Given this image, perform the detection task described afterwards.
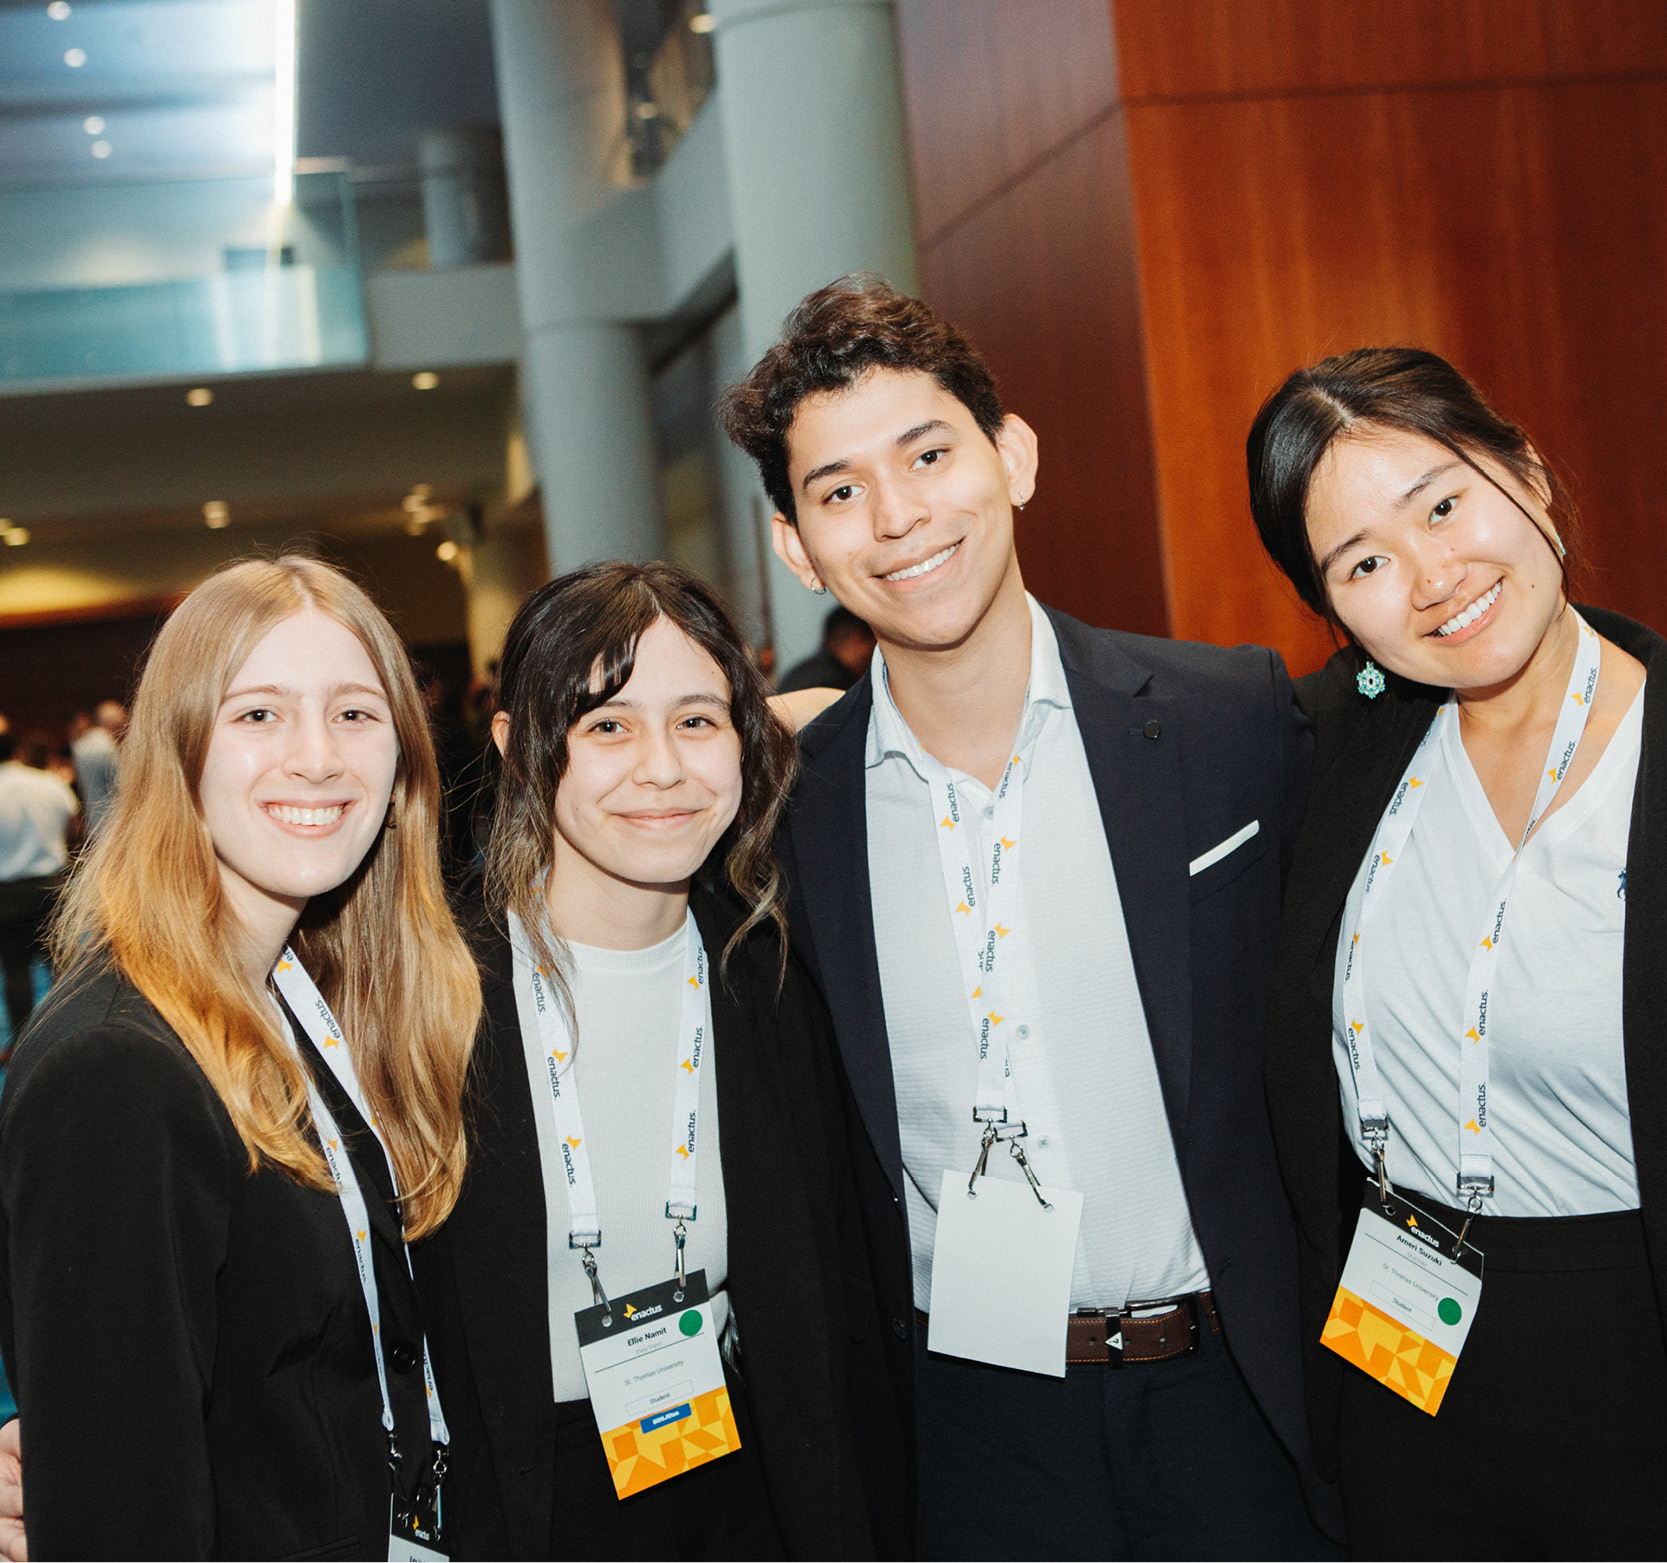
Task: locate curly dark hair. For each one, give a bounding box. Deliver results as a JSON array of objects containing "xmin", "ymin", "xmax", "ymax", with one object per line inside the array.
[
  {"xmin": 1246, "ymin": 346, "xmax": 1582, "ymax": 620},
  {"xmin": 719, "ymin": 274, "xmax": 1006, "ymax": 524},
  {"xmin": 484, "ymin": 561, "xmax": 798, "ymax": 982}
]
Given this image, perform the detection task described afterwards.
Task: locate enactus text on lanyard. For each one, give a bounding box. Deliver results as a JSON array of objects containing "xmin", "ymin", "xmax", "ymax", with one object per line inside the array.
[
  {"xmin": 508, "ymin": 907, "xmax": 709, "ymax": 1314},
  {"xmin": 269, "ymin": 956, "xmax": 452, "ymax": 1485},
  {"xmin": 919, "ymin": 733, "xmax": 1051, "ymax": 1207},
  {"xmin": 1341, "ymin": 612, "xmax": 1602, "ymax": 1227}
]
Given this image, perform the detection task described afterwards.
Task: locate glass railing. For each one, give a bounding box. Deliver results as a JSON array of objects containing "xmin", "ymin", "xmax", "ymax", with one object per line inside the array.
[{"xmin": 0, "ymin": 168, "xmax": 367, "ymax": 389}]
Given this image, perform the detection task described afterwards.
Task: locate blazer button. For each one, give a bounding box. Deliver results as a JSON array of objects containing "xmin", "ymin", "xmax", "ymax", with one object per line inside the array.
[
  {"xmin": 390, "ymin": 1343, "xmax": 419, "ymax": 1373},
  {"xmin": 1143, "ymin": 719, "xmax": 1161, "ymax": 739},
  {"xmin": 891, "ymin": 1315, "xmax": 909, "ymax": 1339}
]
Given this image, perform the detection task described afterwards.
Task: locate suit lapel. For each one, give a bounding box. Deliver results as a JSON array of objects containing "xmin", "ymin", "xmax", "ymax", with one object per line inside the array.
[
  {"xmin": 1057, "ymin": 634, "xmax": 1194, "ymax": 1142},
  {"xmin": 445, "ymin": 929, "xmax": 556, "ymax": 1559},
  {"xmin": 790, "ymin": 684, "xmax": 906, "ymax": 1197}
]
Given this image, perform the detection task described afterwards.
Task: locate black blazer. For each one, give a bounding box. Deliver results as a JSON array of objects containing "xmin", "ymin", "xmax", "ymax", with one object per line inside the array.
[
  {"xmin": 0, "ymin": 965, "xmax": 434, "ymax": 1560},
  {"xmin": 412, "ymin": 882, "xmax": 873, "ymax": 1560},
  {"xmin": 1265, "ymin": 605, "xmax": 1667, "ymax": 1478},
  {"xmin": 779, "ymin": 604, "xmax": 1337, "ymax": 1544}
]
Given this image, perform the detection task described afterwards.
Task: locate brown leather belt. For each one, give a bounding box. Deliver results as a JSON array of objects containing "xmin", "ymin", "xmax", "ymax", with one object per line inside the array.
[{"xmin": 915, "ymin": 1290, "xmax": 1220, "ymax": 1368}]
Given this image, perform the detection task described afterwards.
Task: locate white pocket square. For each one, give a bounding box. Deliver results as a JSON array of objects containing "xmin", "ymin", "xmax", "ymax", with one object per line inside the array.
[{"xmin": 1189, "ymin": 819, "xmax": 1259, "ymax": 876}]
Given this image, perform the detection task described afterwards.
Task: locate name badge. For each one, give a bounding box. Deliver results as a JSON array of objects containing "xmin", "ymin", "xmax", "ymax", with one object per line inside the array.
[
  {"xmin": 928, "ymin": 1170, "xmax": 1083, "ymax": 1376},
  {"xmin": 575, "ymin": 1270, "xmax": 739, "ymax": 1498},
  {"xmin": 1323, "ymin": 1188, "xmax": 1484, "ymax": 1416},
  {"xmin": 388, "ymin": 1493, "xmax": 446, "ymax": 1562}
]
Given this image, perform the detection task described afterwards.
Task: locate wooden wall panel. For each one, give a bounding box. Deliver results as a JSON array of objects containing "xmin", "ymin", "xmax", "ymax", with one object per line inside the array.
[
  {"xmin": 895, "ymin": 0, "xmax": 1119, "ymax": 243},
  {"xmin": 1114, "ymin": 0, "xmax": 1667, "ymax": 101},
  {"xmin": 896, "ymin": 0, "xmax": 1167, "ymax": 635},
  {"xmin": 1123, "ymin": 73, "xmax": 1667, "ymax": 668},
  {"xmin": 917, "ymin": 111, "xmax": 1167, "ymax": 636}
]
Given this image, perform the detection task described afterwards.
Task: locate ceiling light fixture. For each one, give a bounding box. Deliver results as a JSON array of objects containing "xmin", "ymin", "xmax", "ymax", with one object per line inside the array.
[
  {"xmin": 273, "ymin": 0, "xmax": 297, "ymax": 205},
  {"xmin": 186, "ymin": 387, "xmax": 214, "ymax": 407},
  {"xmin": 203, "ymin": 500, "xmax": 230, "ymax": 529},
  {"xmin": 47, "ymin": 1, "xmax": 70, "ymax": 18},
  {"xmin": 689, "ymin": 12, "xmax": 716, "ymax": 34},
  {"xmin": 436, "ymin": 540, "xmax": 459, "ymax": 562},
  {"xmin": 83, "ymin": 115, "xmax": 104, "ymax": 135},
  {"xmin": 63, "ymin": 46, "xmax": 86, "ymax": 67},
  {"xmin": 412, "ymin": 371, "xmax": 439, "ymax": 391},
  {"xmin": 90, "ymin": 139, "xmax": 111, "ymax": 159},
  {"xmin": 2, "ymin": 527, "xmax": 29, "ymax": 547}
]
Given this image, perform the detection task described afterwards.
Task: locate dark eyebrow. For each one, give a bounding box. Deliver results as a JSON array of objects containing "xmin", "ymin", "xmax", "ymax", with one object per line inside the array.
[
  {"xmin": 587, "ymin": 693, "xmax": 729, "ymax": 713},
  {"xmin": 799, "ymin": 419, "xmax": 956, "ymax": 494},
  {"xmin": 800, "ymin": 457, "xmax": 851, "ymax": 493},
  {"xmin": 896, "ymin": 419, "xmax": 951, "ymax": 448},
  {"xmin": 1394, "ymin": 460, "xmax": 1464, "ymax": 511},
  {"xmin": 1316, "ymin": 530, "xmax": 1370, "ymax": 580}
]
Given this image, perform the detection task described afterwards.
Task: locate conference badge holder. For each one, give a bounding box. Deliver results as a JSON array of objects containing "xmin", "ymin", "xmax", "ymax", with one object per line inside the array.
[
  {"xmin": 928, "ymin": 1117, "xmax": 1084, "ymax": 1378},
  {"xmin": 1322, "ymin": 1183, "xmax": 1483, "ymax": 1417},
  {"xmin": 389, "ymin": 1477, "xmax": 446, "ymax": 1562},
  {"xmin": 575, "ymin": 1268, "xmax": 740, "ymax": 1500}
]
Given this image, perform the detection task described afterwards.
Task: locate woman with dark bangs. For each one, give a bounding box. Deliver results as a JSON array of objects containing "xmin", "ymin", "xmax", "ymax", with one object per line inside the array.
[{"xmin": 414, "ymin": 561, "xmax": 871, "ymax": 1560}]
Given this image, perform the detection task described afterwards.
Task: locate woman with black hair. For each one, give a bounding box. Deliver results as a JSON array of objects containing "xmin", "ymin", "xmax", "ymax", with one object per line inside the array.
[
  {"xmin": 1246, "ymin": 349, "xmax": 1666, "ymax": 1557},
  {"xmin": 415, "ymin": 561, "xmax": 871, "ymax": 1560}
]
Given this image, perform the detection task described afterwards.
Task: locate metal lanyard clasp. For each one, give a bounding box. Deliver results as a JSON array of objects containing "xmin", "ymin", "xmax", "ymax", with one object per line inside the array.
[{"xmin": 967, "ymin": 1113, "xmax": 1051, "ymax": 1209}]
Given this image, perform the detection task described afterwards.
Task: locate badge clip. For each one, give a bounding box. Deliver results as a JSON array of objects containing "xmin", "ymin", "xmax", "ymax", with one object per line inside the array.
[
  {"xmin": 1454, "ymin": 1174, "xmax": 1493, "ymax": 1254},
  {"xmin": 574, "ymin": 1237, "xmax": 611, "ymax": 1321}
]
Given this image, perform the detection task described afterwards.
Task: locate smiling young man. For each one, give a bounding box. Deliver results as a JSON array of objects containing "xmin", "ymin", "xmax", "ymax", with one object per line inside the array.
[{"xmin": 722, "ymin": 278, "xmax": 1340, "ymax": 1560}]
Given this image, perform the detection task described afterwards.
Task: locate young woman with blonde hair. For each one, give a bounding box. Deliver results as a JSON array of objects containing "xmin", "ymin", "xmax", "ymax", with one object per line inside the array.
[{"xmin": 0, "ymin": 556, "xmax": 480, "ymax": 1558}]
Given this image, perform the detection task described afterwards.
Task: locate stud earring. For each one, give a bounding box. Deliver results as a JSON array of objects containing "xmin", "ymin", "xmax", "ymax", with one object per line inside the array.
[{"xmin": 1356, "ymin": 660, "xmax": 1386, "ymax": 700}]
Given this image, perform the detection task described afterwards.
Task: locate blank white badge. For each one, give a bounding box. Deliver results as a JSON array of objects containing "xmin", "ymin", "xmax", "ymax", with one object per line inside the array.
[{"xmin": 928, "ymin": 1169, "xmax": 1083, "ymax": 1377}]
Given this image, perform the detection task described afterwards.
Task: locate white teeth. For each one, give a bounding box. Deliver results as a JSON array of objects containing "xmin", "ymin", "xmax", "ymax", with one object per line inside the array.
[
  {"xmin": 1435, "ymin": 581, "xmax": 1502, "ymax": 637},
  {"xmin": 884, "ymin": 543, "xmax": 958, "ymax": 582},
  {"xmin": 269, "ymin": 804, "xmax": 344, "ymax": 827}
]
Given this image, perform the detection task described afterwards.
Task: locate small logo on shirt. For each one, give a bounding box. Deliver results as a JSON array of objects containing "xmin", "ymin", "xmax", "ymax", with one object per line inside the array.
[{"xmin": 1618, "ymin": 869, "xmax": 1627, "ymax": 900}]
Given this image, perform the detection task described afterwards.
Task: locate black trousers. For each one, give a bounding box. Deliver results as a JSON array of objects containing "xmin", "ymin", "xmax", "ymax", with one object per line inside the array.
[
  {"xmin": 0, "ymin": 875, "xmax": 58, "ymax": 1041},
  {"xmin": 914, "ymin": 1311, "xmax": 1336, "ymax": 1560},
  {"xmin": 547, "ymin": 1365, "xmax": 782, "ymax": 1560},
  {"xmin": 1339, "ymin": 1200, "xmax": 1667, "ymax": 1560}
]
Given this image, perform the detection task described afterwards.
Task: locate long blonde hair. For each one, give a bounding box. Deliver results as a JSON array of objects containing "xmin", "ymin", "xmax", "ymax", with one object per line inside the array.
[{"xmin": 52, "ymin": 557, "xmax": 480, "ymax": 1238}]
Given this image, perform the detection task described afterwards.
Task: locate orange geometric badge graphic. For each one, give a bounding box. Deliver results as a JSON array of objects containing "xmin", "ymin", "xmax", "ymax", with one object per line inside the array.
[
  {"xmin": 603, "ymin": 1384, "xmax": 740, "ymax": 1499},
  {"xmin": 1322, "ymin": 1285, "xmax": 1455, "ymax": 1416}
]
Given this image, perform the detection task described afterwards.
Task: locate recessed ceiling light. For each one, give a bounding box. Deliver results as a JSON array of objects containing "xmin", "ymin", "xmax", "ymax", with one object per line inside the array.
[
  {"xmin": 436, "ymin": 540, "xmax": 459, "ymax": 562},
  {"xmin": 635, "ymin": 100, "xmax": 660, "ymax": 120},
  {"xmin": 63, "ymin": 46, "xmax": 86, "ymax": 67},
  {"xmin": 3, "ymin": 527, "xmax": 29, "ymax": 547},
  {"xmin": 83, "ymin": 115, "xmax": 104, "ymax": 135},
  {"xmin": 90, "ymin": 140, "xmax": 111, "ymax": 159},
  {"xmin": 412, "ymin": 371, "xmax": 439, "ymax": 390},
  {"xmin": 689, "ymin": 12, "xmax": 715, "ymax": 33},
  {"xmin": 186, "ymin": 387, "xmax": 214, "ymax": 407},
  {"xmin": 47, "ymin": 2, "xmax": 71, "ymax": 19},
  {"xmin": 203, "ymin": 500, "xmax": 230, "ymax": 529}
]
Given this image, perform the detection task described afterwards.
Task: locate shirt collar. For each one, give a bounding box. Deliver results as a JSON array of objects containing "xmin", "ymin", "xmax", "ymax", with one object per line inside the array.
[{"xmin": 865, "ymin": 593, "xmax": 1072, "ymax": 778}]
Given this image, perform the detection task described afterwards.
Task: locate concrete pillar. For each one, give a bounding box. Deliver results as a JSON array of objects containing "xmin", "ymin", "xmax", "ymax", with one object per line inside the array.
[
  {"xmin": 489, "ymin": 0, "xmax": 666, "ymax": 572},
  {"xmin": 418, "ymin": 126, "xmax": 512, "ymax": 268},
  {"xmin": 708, "ymin": 0, "xmax": 919, "ymax": 670}
]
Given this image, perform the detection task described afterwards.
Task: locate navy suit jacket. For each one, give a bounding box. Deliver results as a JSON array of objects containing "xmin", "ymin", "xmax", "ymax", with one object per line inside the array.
[{"xmin": 779, "ymin": 604, "xmax": 1340, "ymax": 1545}]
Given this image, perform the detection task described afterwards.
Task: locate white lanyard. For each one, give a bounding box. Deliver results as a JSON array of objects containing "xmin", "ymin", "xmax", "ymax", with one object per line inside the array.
[
  {"xmin": 1340, "ymin": 612, "xmax": 1602, "ymax": 1206},
  {"xmin": 916, "ymin": 719, "xmax": 1054, "ymax": 1204},
  {"xmin": 272, "ymin": 953, "xmax": 451, "ymax": 1451},
  {"xmin": 507, "ymin": 907, "xmax": 710, "ymax": 1300}
]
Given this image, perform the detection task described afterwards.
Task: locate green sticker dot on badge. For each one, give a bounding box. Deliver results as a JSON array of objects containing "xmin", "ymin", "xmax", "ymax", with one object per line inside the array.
[
  {"xmin": 679, "ymin": 1310, "xmax": 703, "ymax": 1337},
  {"xmin": 1438, "ymin": 1297, "xmax": 1462, "ymax": 1326}
]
